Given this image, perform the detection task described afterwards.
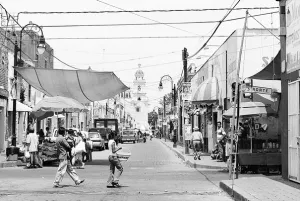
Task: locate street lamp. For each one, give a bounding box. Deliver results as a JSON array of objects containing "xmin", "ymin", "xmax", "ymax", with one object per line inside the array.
[
  {"xmin": 11, "ymin": 22, "xmax": 46, "ymax": 147},
  {"xmin": 158, "ymin": 75, "xmax": 176, "ymax": 143}
]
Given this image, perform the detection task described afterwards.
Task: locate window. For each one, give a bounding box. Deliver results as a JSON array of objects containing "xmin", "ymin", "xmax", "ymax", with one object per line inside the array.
[
  {"xmin": 35, "ymin": 54, "xmax": 39, "ymax": 66},
  {"xmin": 211, "ymin": 65, "xmax": 214, "ymax": 77}
]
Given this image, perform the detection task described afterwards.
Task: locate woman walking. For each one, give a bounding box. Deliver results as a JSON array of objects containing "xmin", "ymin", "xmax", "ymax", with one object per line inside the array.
[{"xmin": 107, "ymin": 133, "xmax": 123, "ymax": 188}]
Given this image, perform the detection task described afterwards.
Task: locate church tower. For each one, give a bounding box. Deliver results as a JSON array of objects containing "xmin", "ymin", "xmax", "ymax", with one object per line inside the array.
[{"xmin": 131, "ymin": 64, "xmax": 149, "ymax": 131}]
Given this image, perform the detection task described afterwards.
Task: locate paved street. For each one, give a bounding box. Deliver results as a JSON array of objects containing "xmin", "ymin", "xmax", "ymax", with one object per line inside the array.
[{"xmin": 0, "ymin": 138, "xmax": 232, "ymax": 201}]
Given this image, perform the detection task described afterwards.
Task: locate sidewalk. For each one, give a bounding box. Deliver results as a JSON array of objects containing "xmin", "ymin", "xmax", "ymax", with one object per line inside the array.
[
  {"xmin": 220, "ymin": 177, "xmax": 300, "ymax": 201},
  {"xmin": 0, "ymin": 153, "xmax": 17, "ymax": 168},
  {"xmin": 160, "ymin": 139, "xmax": 227, "ymax": 170}
]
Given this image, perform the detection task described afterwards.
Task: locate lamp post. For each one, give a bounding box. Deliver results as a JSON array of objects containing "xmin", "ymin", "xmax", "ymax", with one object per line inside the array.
[
  {"xmin": 158, "ymin": 75, "xmax": 175, "ymax": 143},
  {"xmin": 11, "ymin": 22, "xmax": 46, "ymax": 147}
]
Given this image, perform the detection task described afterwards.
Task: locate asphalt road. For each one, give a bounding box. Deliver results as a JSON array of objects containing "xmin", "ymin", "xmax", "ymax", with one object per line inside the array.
[{"xmin": 0, "ymin": 138, "xmax": 233, "ymax": 201}]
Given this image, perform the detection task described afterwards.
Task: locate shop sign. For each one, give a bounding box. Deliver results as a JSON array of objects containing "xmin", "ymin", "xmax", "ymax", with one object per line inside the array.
[
  {"xmin": 182, "ymin": 82, "xmax": 192, "ymax": 101},
  {"xmin": 184, "ymin": 124, "xmax": 192, "ymax": 140},
  {"xmin": 241, "ymin": 85, "xmax": 272, "ymax": 95},
  {"xmin": 286, "ymin": 0, "xmax": 300, "ymax": 73}
]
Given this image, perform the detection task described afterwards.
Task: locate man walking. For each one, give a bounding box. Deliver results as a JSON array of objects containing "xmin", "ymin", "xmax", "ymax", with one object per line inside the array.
[
  {"xmin": 25, "ymin": 124, "xmax": 41, "ymax": 169},
  {"xmin": 107, "ymin": 133, "xmax": 123, "ymax": 188},
  {"xmin": 191, "ymin": 127, "xmax": 204, "ymax": 159},
  {"xmin": 53, "ymin": 127, "xmax": 85, "ymax": 188}
]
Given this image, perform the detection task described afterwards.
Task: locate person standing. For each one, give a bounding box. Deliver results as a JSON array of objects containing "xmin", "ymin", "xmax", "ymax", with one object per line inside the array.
[
  {"xmin": 25, "ymin": 124, "xmax": 42, "ymax": 169},
  {"xmin": 216, "ymin": 121, "xmax": 226, "ymax": 161},
  {"xmin": 45, "ymin": 127, "xmax": 51, "ymax": 137},
  {"xmin": 191, "ymin": 127, "xmax": 204, "ymax": 158},
  {"xmin": 53, "ymin": 127, "xmax": 85, "ymax": 188},
  {"xmin": 107, "ymin": 133, "xmax": 123, "ymax": 188}
]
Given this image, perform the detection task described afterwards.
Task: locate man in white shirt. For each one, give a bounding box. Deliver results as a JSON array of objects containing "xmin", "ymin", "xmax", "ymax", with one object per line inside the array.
[
  {"xmin": 107, "ymin": 133, "xmax": 123, "ymax": 188},
  {"xmin": 25, "ymin": 124, "xmax": 41, "ymax": 169},
  {"xmin": 191, "ymin": 127, "xmax": 204, "ymax": 156}
]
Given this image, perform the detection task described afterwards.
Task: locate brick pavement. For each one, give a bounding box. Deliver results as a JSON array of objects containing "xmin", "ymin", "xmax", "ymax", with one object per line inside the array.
[
  {"xmin": 220, "ymin": 176, "xmax": 300, "ymax": 201},
  {"xmin": 160, "ymin": 139, "xmax": 227, "ymax": 170}
]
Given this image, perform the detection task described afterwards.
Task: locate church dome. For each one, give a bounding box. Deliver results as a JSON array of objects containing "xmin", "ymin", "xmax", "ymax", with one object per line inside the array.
[{"xmin": 135, "ymin": 64, "xmax": 144, "ymax": 78}]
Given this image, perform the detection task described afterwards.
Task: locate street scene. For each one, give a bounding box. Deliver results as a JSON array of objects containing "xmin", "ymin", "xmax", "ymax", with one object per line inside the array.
[{"xmin": 1, "ymin": 0, "xmax": 300, "ymax": 200}]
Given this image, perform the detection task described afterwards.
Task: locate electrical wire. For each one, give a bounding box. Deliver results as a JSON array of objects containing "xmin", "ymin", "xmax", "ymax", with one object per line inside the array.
[
  {"xmin": 188, "ymin": 0, "xmax": 241, "ymax": 59},
  {"xmin": 0, "ymin": 4, "xmax": 80, "ymax": 70},
  {"xmin": 10, "ymin": 11, "xmax": 279, "ymax": 28},
  {"xmin": 44, "ymin": 34, "xmax": 278, "ymax": 40},
  {"xmin": 17, "ymin": 7, "xmax": 278, "ymax": 16},
  {"xmin": 94, "ymin": 0, "xmax": 200, "ymax": 37}
]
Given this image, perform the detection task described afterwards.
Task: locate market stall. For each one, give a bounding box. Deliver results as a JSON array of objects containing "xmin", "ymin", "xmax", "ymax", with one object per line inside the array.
[{"xmin": 223, "ymin": 101, "xmax": 281, "ymax": 174}]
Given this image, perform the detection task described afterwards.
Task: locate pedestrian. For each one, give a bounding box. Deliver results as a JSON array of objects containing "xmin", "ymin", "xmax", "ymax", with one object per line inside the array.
[
  {"xmin": 45, "ymin": 127, "xmax": 51, "ymax": 137},
  {"xmin": 191, "ymin": 127, "xmax": 204, "ymax": 159},
  {"xmin": 38, "ymin": 129, "xmax": 45, "ymax": 144},
  {"xmin": 73, "ymin": 132, "xmax": 85, "ymax": 169},
  {"xmin": 216, "ymin": 121, "xmax": 226, "ymax": 161},
  {"xmin": 53, "ymin": 127, "xmax": 85, "ymax": 188},
  {"xmin": 107, "ymin": 133, "xmax": 123, "ymax": 188},
  {"xmin": 25, "ymin": 124, "xmax": 42, "ymax": 169}
]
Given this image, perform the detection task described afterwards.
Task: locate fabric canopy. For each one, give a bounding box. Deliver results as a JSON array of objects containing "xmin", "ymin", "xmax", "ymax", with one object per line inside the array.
[
  {"xmin": 31, "ymin": 96, "xmax": 88, "ymax": 120},
  {"xmin": 249, "ymin": 51, "xmax": 281, "ymax": 80},
  {"xmin": 14, "ymin": 67, "xmax": 129, "ymax": 104},
  {"xmin": 192, "ymin": 77, "xmax": 219, "ymax": 104},
  {"xmin": 8, "ymin": 100, "xmax": 32, "ymax": 112},
  {"xmin": 223, "ymin": 102, "xmax": 276, "ymax": 118}
]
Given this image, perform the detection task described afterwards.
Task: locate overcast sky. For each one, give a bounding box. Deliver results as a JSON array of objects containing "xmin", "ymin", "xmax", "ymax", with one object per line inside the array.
[{"xmin": 1, "ymin": 0, "xmax": 279, "ymax": 108}]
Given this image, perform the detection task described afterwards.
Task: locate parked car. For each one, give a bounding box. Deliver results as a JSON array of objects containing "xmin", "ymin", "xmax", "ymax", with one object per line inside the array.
[
  {"xmin": 88, "ymin": 132, "xmax": 105, "ymax": 151},
  {"xmin": 121, "ymin": 129, "xmax": 137, "ymax": 144},
  {"xmin": 88, "ymin": 128, "xmax": 110, "ymax": 149}
]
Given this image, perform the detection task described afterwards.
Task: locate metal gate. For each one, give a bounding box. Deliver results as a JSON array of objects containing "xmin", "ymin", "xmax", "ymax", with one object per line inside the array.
[{"xmin": 288, "ymin": 80, "xmax": 300, "ymax": 183}]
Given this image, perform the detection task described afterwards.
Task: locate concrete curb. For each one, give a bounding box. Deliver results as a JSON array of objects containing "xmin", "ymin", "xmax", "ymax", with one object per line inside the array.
[
  {"xmin": 160, "ymin": 140, "xmax": 225, "ymax": 170},
  {"xmin": 0, "ymin": 161, "xmax": 17, "ymax": 168},
  {"xmin": 219, "ymin": 181, "xmax": 245, "ymax": 201}
]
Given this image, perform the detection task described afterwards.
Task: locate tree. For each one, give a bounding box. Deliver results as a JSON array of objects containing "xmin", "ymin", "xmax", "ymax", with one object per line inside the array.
[{"xmin": 148, "ymin": 111, "xmax": 158, "ymax": 126}]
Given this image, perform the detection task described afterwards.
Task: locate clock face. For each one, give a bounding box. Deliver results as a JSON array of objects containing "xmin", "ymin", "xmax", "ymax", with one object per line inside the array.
[{"xmin": 138, "ymin": 85, "xmax": 141, "ymax": 91}]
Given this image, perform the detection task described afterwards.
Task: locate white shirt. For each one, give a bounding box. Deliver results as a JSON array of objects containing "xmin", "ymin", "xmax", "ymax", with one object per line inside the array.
[
  {"xmin": 26, "ymin": 133, "xmax": 39, "ymax": 152},
  {"xmin": 191, "ymin": 131, "xmax": 203, "ymax": 141},
  {"xmin": 108, "ymin": 139, "xmax": 117, "ymax": 156}
]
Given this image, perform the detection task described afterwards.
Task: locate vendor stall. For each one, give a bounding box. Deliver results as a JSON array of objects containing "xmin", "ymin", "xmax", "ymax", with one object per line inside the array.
[{"xmin": 223, "ymin": 101, "xmax": 281, "ymax": 174}]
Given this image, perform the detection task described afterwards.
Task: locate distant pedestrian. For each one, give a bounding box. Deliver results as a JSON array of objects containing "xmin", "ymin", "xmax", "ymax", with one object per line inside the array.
[
  {"xmin": 25, "ymin": 124, "xmax": 42, "ymax": 169},
  {"xmin": 45, "ymin": 127, "xmax": 51, "ymax": 137},
  {"xmin": 107, "ymin": 133, "xmax": 123, "ymax": 188},
  {"xmin": 38, "ymin": 129, "xmax": 45, "ymax": 144},
  {"xmin": 53, "ymin": 127, "xmax": 85, "ymax": 188}
]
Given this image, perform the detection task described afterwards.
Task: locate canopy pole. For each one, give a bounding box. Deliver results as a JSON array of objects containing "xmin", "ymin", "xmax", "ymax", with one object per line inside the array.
[
  {"xmin": 56, "ymin": 112, "xmax": 59, "ymax": 130},
  {"xmin": 230, "ymin": 10, "xmax": 248, "ymax": 195}
]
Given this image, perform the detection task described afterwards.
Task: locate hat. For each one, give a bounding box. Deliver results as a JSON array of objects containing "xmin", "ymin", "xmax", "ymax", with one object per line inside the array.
[{"xmin": 193, "ymin": 127, "xmax": 199, "ymax": 131}]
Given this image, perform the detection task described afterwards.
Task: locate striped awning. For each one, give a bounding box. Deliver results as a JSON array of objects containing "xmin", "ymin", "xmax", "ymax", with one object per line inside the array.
[{"xmin": 192, "ymin": 77, "xmax": 219, "ymax": 104}]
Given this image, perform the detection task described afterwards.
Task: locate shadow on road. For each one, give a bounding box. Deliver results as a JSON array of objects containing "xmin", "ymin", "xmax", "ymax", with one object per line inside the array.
[{"xmin": 86, "ymin": 159, "xmax": 109, "ymax": 166}]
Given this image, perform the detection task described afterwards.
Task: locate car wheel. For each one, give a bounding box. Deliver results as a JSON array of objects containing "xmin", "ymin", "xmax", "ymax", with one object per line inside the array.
[{"xmin": 133, "ymin": 141, "xmax": 136, "ymax": 144}]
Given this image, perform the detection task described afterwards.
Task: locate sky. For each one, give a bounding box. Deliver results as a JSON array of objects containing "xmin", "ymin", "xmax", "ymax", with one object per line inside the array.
[{"xmin": 0, "ymin": 0, "xmax": 279, "ymax": 109}]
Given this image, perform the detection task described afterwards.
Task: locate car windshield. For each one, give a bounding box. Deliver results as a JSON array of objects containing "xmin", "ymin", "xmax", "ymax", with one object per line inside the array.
[
  {"xmin": 123, "ymin": 130, "xmax": 135, "ymax": 136},
  {"xmin": 89, "ymin": 128, "xmax": 106, "ymax": 135},
  {"xmin": 89, "ymin": 133, "xmax": 100, "ymax": 138}
]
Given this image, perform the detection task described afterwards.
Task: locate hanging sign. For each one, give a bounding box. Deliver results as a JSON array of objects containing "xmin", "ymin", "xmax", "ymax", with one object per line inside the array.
[
  {"xmin": 241, "ymin": 85, "xmax": 272, "ymax": 95},
  {"xmin": 182, "ymin": 82, "xmax": 192, "ymax": 101},
  {"xmin": 184, "ymin": 124, "xmax": 192, "ymax": 140}
]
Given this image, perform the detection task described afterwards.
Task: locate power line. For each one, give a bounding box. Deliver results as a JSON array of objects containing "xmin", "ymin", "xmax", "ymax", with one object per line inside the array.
[
  {"xmin": 94, "ymin": 0, "xmax": 200, "ymax": 37},
  {"xmin": 10, "ymin": 11, "xmax": 278, "ymax": 28},
  {"xmin": 188, "ymin": 0, "xmax": 241, "ymax": 59},
  {"xmin": 44, "ymin": 34, "xmax": 277, "ymax": 40},
  {"xmin": 0, "ymin": 4, "xmax": 79, "ymax": 70},
  {"xmin": 17, "ymin": 7, "xmax": 278, "ymax": 16}
]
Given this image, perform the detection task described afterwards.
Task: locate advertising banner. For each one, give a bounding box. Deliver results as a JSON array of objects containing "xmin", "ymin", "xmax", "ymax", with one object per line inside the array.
[
  {"xmin": 184, "ymin": 124, "xmax": 192, "ymax": 140},
  {"xmin": 182, "ymin": 82, "xmax": 192, "ymax": 101},
  {"xmin": 286, "ymin": 0, "xmax": 300, "ymax": 73}
]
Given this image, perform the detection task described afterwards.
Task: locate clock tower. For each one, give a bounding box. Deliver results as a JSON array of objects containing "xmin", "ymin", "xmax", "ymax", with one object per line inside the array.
[{"xmin": 133, "ymin": 64, "xmax": 147, "ymax": 101}]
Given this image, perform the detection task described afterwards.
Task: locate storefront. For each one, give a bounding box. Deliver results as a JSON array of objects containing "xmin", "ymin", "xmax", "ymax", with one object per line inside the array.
[
  {"xmin": 223, "ymin": 101, "xmax": 281, "ymax": 173},
  {"xmin": 191, "ymin": 77, "xmax": 220, "ymax": 153}
]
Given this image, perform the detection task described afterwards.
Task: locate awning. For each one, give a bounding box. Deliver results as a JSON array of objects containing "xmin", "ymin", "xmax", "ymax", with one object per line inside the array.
[
  {"xmin": 14, "ymin": 67, "xmax": 129, "ymax": 104},
  {"xmin": 8, "ymin": 100, "xmax": 32, "ymax": 112},
  {"xmin": 223, "ymin": 102, "xmax": 276, "ymax": 118},
  {"xmin": 249, "ymin": 51, "xmax": 281, "ymax": 80},
  {"xmin": 192, "ymin": 77, "xmax": 219, "ymax": 104}
]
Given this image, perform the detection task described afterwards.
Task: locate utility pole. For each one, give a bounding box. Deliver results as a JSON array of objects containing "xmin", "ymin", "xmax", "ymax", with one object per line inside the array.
[
  {"xmin": 182, "ymin": 47, "xmax": 189, "ymax": 154},
  {"xmin": 279, "ymin": 0, "xmax": 288, "ymax": 180},
  {"xmin": 163, "ymin": 95, "xmax": 166, "ymax": 142},
  {"xmin": 229, "ymin": 10, "xmax": 248, "ymax": 191},
  {"xmin": 12, "ymin": 39, "xmax": 18, "ymax": 146}
]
